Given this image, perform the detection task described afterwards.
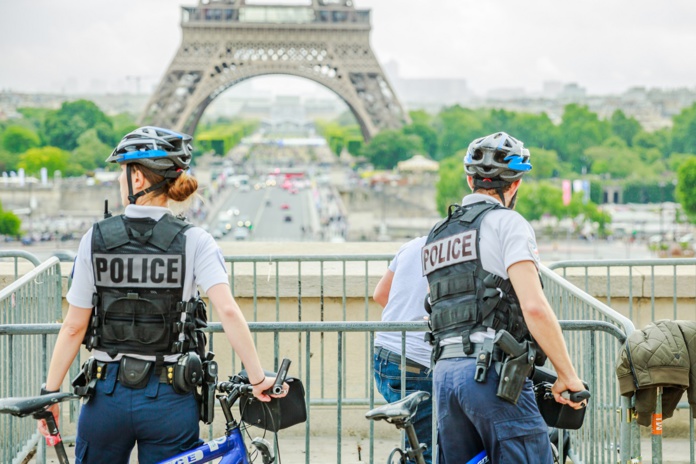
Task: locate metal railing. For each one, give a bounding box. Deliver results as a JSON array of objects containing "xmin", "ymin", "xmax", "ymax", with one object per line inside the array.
[
  {"xmin": 548, "ymin": 258, "xmax": 696, "ymax": 321},
  {"xmin": 2, "ymin": 255, "xmax": 693, "ymax": 463},
  {"xmin": 0, "ymin": 256, "xmax": 62, "ymax": 464},
  {"xmin": 0, "ymin": 250, "xmax": 41, "ymax": 282},
  {"xmin": 548, "ymin": 258, "xmax": 696, "ymax": 463}
]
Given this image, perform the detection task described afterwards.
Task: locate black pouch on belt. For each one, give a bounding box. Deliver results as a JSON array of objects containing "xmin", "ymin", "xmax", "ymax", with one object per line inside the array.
[{"xmin": 118, "ymin": 356, "xmax": 153, "ymax": 389}]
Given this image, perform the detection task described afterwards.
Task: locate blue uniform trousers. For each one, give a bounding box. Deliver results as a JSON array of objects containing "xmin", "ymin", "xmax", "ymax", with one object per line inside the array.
[
  {"xmin": 74, "ymin": 362, "xmax": 202, "ymax": 464},
  {"xmin": 374, "ymin": 350, "xmax": 433, "ymax": 464},
  {"xmin": 434, "ymin": 357, "xmax": 552, "ymax": 464}
]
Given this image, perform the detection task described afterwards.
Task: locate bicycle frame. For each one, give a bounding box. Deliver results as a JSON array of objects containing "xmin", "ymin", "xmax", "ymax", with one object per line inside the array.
[{"xmin": 159, "ymin": 428, "xmax": 249, "ymax": 464}]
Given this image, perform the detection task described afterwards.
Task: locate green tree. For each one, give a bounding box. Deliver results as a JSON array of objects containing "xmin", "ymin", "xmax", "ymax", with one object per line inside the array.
[
  {"xmin": 435, "ymin": 105, "xmax": 484, "ymax": 160},
  {"xmin": 676, "ymin": 156, "xmax": 696, "ymax": 221},
  {"xmin": 671, "ymin": 103, "xmax": 696, "ymax": 155},
  {"xmin": 73, "ymin": 128, "xmax": 112, "ymax": 173},
  {"xmin": 633, "ymin": 128, "xmax": 671, "ymax": 158},
  {"xmin": 0, "ymin": 148, "xmax": 18, "ymax": 173},
  {"xmin": 584, "ymin": 137, "xmax": 652, "ymax": 180},
  {"xmin": 403, "ymin": 122, "xmax": 438, "ymax": 156},
  {"xmin": 435, "ymin": 153, "xmax": 466, "ymax": 215},
  {"xmin": 610, "ymin": 110, "xmax": 641, "ymax": 146},
  {"xmin": 0, "ymin": 205, "xmax": 21, "ymax": 236},
  {"xmin": 361, "ymin": 130, "xmax": 423, "ymax": 169},
  {"xmin": 18, "ymin": 146, "xmax": 70, "ymax": 177},
  {"xmin": 555, "ymin": 104, "xmax": 611, "ymax": 173},
  {"xmin": 515, "ymin": 181, "xmax": 565, "ymax": 221},
  {"xmin": 43, "ymin": 100, "xmax": 113, "ymax": 151},
  {"xmin": 525, "ymin": 148, "xmax": 570, "ymax": 180},
  {"xmin": 1, "ymin": 125, "xmax": 40, "ymax": 153}
]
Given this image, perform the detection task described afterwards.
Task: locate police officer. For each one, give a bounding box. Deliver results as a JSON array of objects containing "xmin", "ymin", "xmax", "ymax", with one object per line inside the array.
[
  {"xmin": 373, "ymin": 236, "xmax": 432, "ymax": 464},
  {"xmin": 37, "ymin": 127, "xmax": 286, "ymax": 464},
  {"xmin": 424, "ymin": 132, "xmax": 585, "ymax": 463}
]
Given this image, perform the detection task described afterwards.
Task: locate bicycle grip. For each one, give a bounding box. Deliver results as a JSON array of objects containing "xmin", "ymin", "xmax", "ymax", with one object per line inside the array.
[
  {"xmin": 269, "ymin": 358, "xmax": 291, "ymax": 395},
  {"xmin": 561, "ymin": 389, "xmax": 591, "ymax": 403}
]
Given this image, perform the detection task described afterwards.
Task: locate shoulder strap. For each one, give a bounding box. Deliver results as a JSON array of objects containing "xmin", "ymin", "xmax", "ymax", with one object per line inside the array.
[
  {"xmin": 149, "ymin": 214, "xmax": 191, "ymax": 251},
  {"xmin": 96, "ymin": 215, "xmax": 130, "ymax": 250},
  {"xmin": 459, "ymin": 202, "xmax": 500, "ymax": 225}
]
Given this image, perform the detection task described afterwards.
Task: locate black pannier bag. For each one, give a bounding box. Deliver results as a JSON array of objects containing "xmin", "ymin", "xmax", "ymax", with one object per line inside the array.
[
  {"xmin": 235, "ymin": 370, "xmax": 307, "ymax": 432},
  {"xmin": 532, "ymin": 365, "xmax": 589, "ymax": 430}
]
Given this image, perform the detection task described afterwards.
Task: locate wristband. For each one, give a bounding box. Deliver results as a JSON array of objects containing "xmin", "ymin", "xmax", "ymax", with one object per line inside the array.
[
  {"xmin": 250, "ymin": 377, "xmax": 265, "ymax": 387},
  {"xmin": 40, "ymin": 383, "xmax": 60, "ymax": 396}
]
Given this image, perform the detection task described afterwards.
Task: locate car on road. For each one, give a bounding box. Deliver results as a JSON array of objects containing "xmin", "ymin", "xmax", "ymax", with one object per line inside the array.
[
  {"xmin": 280, "ymin": 203, "xmax": 290, "ymax": 210},
  {"xmin": 233, "ymin": 227, "xmax": 250, "ymax": 240},
  {"xmin": 284, "ymin": 215, "xmax": 293, "ymax": 222}
]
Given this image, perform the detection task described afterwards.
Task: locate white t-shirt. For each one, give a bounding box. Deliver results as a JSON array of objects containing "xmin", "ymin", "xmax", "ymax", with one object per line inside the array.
[
  {"xmin": 374, "ymin": 236, "xmax": 432, "ymax": 368},
  {"xmin": 67, "ymin": 205, "xmax": 229, "ymax": 362},
  {"xmin": 441, "ymin": 194, "xmax": 540, "ymax": 344}
]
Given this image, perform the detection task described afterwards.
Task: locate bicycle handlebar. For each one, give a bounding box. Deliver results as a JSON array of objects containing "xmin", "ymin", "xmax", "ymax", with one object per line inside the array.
[
  {"xmin": 217, "ymin": 358, "xmax": 291, "ymax": 397},
  {"xmin": 561, "ymin": 389, "xmax": 591, "ymax": 403}
]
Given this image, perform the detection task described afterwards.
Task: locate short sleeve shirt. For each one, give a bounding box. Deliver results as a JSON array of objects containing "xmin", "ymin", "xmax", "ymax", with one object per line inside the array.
[
  {"xmin": 444, "ymin": 193, "xmax": 540, "ymax": 344},
  {"xmin": 66, "ymin": 205, "xmax": 229, "ymax": 361},
  {"xmin": 374, "ymin": 236, "xmax": 432, "ymax": 368}
]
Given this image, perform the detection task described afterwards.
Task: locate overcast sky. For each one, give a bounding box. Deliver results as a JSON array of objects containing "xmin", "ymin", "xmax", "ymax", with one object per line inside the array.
[{"xmin": 1, "ymin": 0, "xmax": 695, "ymax": 98}]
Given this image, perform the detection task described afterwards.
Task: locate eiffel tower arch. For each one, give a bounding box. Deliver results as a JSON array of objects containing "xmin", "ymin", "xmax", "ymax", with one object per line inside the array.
[{"xmin": 140, "ymin": 0, "xmax": 409, "ymax": 141}]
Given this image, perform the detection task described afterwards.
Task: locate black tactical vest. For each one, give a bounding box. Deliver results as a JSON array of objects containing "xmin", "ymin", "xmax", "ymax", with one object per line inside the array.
[
  {"xmin": 84, "ymin": 213, "xmax": 194, "ymax": 358},
  {"xmin": 422, "ymin": 202, "xmax": 529, "ymax": 354}
]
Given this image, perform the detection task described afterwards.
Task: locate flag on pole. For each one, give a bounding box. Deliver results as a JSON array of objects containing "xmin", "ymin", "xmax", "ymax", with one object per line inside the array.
[{"xmin": 562, "ymin": 179, "xmax": 572, "ymax": 206}]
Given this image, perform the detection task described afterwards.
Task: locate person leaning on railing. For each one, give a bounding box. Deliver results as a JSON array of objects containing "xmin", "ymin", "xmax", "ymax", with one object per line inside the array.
[
  {"xmin": 37, "ymin": 126, "xmax": 286, "ymax": 464},
  {"xmin": 373, "ymin": 235, "xmax": 433, "ymax": 464},
  {"xmin": 423, "ymin": 132, "xmax": 586, "ymax": 463}
]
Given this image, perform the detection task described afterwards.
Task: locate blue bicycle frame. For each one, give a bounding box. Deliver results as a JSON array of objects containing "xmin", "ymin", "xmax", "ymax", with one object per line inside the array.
[
  {"xmin": 160, "ymin": 428, "xmax": 249, "ymax": 464},
  {"xmin": 465, "ymin": 450, "xmax": 489, "ymax": 464}
]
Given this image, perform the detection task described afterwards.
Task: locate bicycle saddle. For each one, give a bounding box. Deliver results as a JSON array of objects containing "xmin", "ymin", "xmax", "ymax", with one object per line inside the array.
[
  {"xmin": 365, "ymin": 391, "xmax": 430, "ymax": 423},
  {"xmin": 0, "ymin": 393, "xmax": 79, "ymax": 418}
]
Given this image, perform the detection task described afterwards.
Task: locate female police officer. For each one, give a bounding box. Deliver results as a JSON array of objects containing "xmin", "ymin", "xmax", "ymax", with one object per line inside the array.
[
  {"xmin": 37, "ymin": 127, "xmax": 285, "ymax": 463},
  {"xmin": 423, "ymin": 132, "xmax": 586, "ymax": 463}
]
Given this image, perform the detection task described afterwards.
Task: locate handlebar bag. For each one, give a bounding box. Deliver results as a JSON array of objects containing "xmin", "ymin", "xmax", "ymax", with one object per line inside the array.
[
  {"xmin": 532, "ymin": 366, "xmax": 589, "ymax": 430},
  {"xmin": 236, "ymin": 370, "xmax": 307, "ymax": 432}
]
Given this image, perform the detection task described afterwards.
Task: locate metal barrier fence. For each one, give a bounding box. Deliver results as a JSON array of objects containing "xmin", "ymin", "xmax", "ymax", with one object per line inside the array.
[
  {"xmin": 548, "ymin": 258, "xmax": 696, "ymax": 464},
  {"xmin": 0, "ymin": 250, "xmax": 41, "ymax": 282},
  {"xmin": 3, "ymin": 254, "xmax": 690, "ymax": 463},
  {"xmin": 0, "ymin": 256, "xmax": 63, "ymax": 464}
]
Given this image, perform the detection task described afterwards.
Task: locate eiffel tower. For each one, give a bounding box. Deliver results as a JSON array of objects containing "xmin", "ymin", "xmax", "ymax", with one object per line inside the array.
[{"xmin": 140, "ymin": 0, "xmax": 409, "ymax": 140}]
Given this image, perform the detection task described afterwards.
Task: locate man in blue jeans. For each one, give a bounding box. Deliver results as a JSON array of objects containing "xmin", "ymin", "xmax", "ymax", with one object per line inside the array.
[{"xmin": 373, "ymin": 236, "xmax": 433, "ymax": 464}]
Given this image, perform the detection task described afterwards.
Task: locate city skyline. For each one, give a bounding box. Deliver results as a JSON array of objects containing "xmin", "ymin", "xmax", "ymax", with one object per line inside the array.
[{"xmin": 1, "ymin": 0, "xmax": 695, "ymax": 97}]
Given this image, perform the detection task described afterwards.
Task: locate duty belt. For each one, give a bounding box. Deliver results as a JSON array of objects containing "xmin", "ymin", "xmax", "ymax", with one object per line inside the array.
[
  {"xmin": 95, "ymin": 361, "xmax": 174, "ymax": 385},
  {"xmin": 438, "ymin": 342, "xmax": 505, "ymax": 362}
]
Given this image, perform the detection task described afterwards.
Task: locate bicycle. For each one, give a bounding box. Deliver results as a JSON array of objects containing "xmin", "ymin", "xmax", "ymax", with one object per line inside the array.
[
  {"xmin": 365, "ymin": 387, "xmax": 590, "ymax": 464},
  {"xmin": 0, "ymin": 359, "xmax": 299, "ymax": 464}
]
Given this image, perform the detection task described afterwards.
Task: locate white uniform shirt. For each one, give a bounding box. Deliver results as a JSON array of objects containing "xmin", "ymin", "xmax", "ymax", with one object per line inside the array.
[
  {"xmin": 67, "ymin": 205, "xmax": 229, "ymax": 362},
  {"xmin": 440, "ymin": 193, "xmax": 540, "ymax": 345},
  {"xmin": 374, "ymin": 236, "xmax": 432, "ymax": 368}
]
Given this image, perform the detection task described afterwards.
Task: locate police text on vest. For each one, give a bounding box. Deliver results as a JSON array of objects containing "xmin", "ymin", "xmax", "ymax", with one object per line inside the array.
[
  {"xmin": 93, "ymin": 254, "xmax": 183, "ymax": 288},
  {"xmin": 422, "ymin": 230, "xmax": 477, "ymax": 276}
]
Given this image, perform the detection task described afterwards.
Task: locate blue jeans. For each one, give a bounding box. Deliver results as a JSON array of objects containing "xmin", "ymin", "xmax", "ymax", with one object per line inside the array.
[
  {"xmin": 75, "ymin": 363, "xmax": 202, "ymax": 464},
  {"xmin": 434, "ymin": 357, "xmax": 552, "ymax": 464},
  {"xmin": 374, "ymin": 350, "xmax": 433, "ymax": 464}
]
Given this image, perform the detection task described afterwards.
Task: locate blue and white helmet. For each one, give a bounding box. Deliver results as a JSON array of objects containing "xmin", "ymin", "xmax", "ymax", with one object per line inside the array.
[
  {"xmin": 106, "ymin": 126, "xmax": 193, "ymax": 173},
  {"xmin": 463, "ymin": 132, "xmax": 532, "ymax": 182}
]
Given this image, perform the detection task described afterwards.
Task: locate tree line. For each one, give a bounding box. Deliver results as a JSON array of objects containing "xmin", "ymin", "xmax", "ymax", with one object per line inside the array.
[{"xmin": 317, "ymin": 103, "xmax": 696, "ymax": 224}]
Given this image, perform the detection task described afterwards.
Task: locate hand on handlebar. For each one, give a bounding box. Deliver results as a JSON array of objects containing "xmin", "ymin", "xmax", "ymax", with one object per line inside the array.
[
  {"xmin": 252, "ymin": 376, "xmax": 289, "ymax": 402},
  {"xmin": 551, "ymin": 377, "xmax": 589, "ymax": 410}
]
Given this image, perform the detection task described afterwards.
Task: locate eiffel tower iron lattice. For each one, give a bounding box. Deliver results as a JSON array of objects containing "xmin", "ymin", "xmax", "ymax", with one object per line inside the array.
[{"xmin": 140, "ymin": 0, "xmax": 409, "ymax": 140}]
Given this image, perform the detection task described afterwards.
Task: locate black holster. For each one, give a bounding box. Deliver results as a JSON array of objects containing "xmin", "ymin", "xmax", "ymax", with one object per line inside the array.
[
  {"xmin": 72, "ymin": 357, "xmax": 99, "ymax": 400},
  {"xmin": 496, "ymin": 343, "xmax": 534, "ymax": 405},
  {"xmin": 199, "ymin": 355, "xmax": 218, "ymax": 424}
]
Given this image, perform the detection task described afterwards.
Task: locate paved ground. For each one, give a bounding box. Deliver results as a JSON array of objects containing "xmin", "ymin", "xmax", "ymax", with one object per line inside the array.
[{"xmin": 36, "ymin": 435, "xmax": 694, "ymax": 463}]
